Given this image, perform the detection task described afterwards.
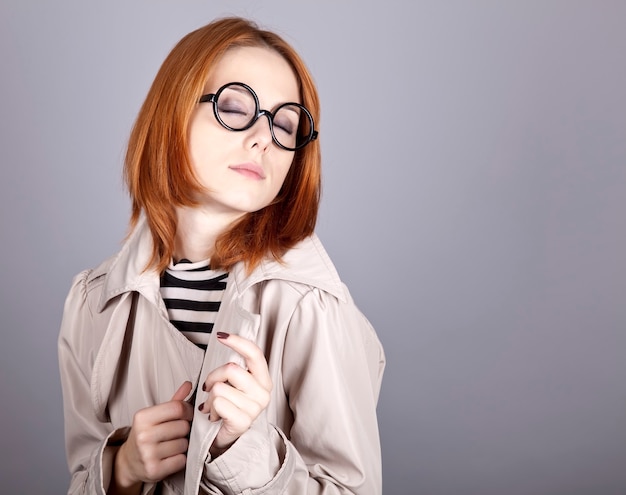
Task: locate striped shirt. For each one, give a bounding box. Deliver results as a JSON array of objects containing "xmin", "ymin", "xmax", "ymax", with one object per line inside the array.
[{"xmin": 160, "ymin": 258, "xmax": 228, "ymax": 349}]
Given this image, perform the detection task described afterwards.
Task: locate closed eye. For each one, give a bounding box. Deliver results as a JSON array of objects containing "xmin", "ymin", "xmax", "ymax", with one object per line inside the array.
[
  {"xmin": 273, "ymin": 105, "xmax": 300, "ymax": 136},
  {"xmin": 218, "ymin": 102, "xmax": 248, "ymax": 115},
  {"xmin": 274, "ymin": 119, "xmax": 295, "ymax": 135}
]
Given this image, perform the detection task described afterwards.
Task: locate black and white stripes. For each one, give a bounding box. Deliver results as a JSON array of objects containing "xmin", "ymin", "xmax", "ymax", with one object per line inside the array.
[{"xmin": 160, "ymin": 258, "xmax": 228, "ymax": 349}]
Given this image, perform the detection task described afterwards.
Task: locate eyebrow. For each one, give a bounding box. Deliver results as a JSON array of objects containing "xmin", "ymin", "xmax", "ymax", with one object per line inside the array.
[
  {"xmin": 279, "ymin": 105, "xmax": 301, "ymax": 117},
  {"xmin": 223, "ymin": 85, "xmax": 249, "ymax": 96},
  {"xmin": 220, "ymin": 84, "xmax": 302, "ymax": 112}
]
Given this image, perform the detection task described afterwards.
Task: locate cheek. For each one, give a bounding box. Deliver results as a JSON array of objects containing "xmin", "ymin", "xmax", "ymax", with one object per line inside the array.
[
  {"xmin": 274, "ymin": 157, "xmax": 295, "ymax": 190},
  {"xmin": 188, "ymin": 118, "xmax": 211, "ymax": 166},
  {"xmin": 279, "ymin": 152, "xmax": 296, "ymax": 176},
  {"xmin": 189, "ymin": 123, "xmax": 231, "ymax": 171}
]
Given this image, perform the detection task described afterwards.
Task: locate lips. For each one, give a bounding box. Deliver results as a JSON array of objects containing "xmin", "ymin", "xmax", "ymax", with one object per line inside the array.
[{"xmin": 228, "ymin": 162, "xmax": 266, "ymax": 180}]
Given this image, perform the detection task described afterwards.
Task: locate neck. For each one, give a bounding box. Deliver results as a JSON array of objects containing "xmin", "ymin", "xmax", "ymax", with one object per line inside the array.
[{"xmin": 174, "ymin": 206, "xmax": 244, "ymax": 263}]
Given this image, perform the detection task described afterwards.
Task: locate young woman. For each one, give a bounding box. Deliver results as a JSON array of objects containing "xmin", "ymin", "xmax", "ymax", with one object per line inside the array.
[{"xmin": 58, "ymin": 17, "xmax": 385, "ymax": 495}]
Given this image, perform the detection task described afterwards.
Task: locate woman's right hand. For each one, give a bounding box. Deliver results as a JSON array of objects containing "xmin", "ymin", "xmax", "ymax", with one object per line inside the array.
[{"xmin": 110, "ymin": 381, "xmax": 194, "ymax": 494}]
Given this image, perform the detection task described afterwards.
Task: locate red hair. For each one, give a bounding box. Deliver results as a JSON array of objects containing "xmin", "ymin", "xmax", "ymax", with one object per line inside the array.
[{"xmin": 124, "ymin": 17, "xmax": 321, "ymax": 273}]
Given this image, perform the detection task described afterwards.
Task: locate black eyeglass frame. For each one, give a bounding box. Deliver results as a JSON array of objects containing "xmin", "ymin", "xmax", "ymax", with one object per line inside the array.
[{"xmin": 198, "ymin": 82, "xmax": 318, "ymax": 151}]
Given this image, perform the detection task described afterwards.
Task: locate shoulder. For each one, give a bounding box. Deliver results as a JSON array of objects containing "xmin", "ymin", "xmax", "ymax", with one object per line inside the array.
[
  {"xmin": 63, "ymin": 254, "xmax": 117, "ymax": 311},
  {"xmin": 58, "ymin": 252, "xmax": 121, "ymax": 345},
  {"xmin": 234, "ymin": 234, "xmax": 348, "ymax": 302},
  {"xmin": 275, "ymin": 273, "xmax": 386, "ymax": 401}
]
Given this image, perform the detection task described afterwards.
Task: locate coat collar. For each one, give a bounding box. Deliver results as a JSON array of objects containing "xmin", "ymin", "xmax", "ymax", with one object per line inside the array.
[{"xmin": 96, "ymin": 216, "xmax": 346, "ymax": 312}]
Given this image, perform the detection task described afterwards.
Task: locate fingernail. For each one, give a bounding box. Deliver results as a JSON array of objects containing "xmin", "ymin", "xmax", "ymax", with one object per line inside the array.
[
  {"xmin": 217, "ymin": 332, "xmax": 229, "ymax": 339},
  {"xmin": 202, "ymin": 382, "xmax": 206, "ymax": 392},
  {"xmin": 198, "ymin": 403, "xmax": 204, "ymax": 412}
]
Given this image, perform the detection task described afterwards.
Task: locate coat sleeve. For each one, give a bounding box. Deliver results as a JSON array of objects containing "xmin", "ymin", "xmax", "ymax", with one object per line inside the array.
[
  {"xmin": 58, "ymin": 270, "xmax": 155, "ymax": 495},
  {"xmin": 202, "ymin": 286, "xmax": 385, "ymax": 494}
]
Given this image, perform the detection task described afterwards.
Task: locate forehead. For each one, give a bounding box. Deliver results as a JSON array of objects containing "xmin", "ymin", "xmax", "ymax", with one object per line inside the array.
[{"xmin": 206, "ymin": 46, "xmax": 301, "ymax": 105}]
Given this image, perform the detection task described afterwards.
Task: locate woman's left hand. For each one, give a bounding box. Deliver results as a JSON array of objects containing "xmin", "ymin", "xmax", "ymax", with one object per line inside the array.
[{"xmin": 199, "ymin": 332, "xmax": 273, "ymax": 457}]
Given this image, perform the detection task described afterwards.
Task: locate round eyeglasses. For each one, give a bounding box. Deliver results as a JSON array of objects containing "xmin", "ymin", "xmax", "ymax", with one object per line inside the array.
[{"xmin": 198, "ymin": 82, "xmax": 318, "ymax": 151}]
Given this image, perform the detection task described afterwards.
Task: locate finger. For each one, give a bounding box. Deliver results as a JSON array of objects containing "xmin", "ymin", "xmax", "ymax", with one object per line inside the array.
[
  {"xmin": 153, "ymin": 453, "xmax": 187, "ymax": 480},
  {"xmin": 212, "ymin": 395, "xmax": 251, "ymax": 433},
  {"xmin": 154, "ymin": 437, "xmax": 189, "ymax": 460},
  {"xmin": 200, "ymin": 364, "xmax": 269, "ymax": 417},
  {"xmin": 151, "ymin": 419, "xmax": 192, "ymax": 443},
  {"xmin": 216, "ymin": 333, "xmax": 272, "ymax": 390},
  {"xmin": 199, "ymin": 371, "xmax": 252, "ymax": 419},
  {"xmin": 203, "ymin": 362, "xmax": 256, "ymax": 395},
  {"xmin": 208, "ymin": 396, "xmax": 252, "ymax": 456},
  {"xmin": 171, "ymin": 381, "xmax": 193, "ymax": 402},
  {"xmin": 134, "ymin": 419, "xmax": 191, "ymax": 449},
  {"xmin": 208, "ymin": 381, "xmax": 264, "ymax": 419},
  {"xmin": 209, "ymin": 401, "xmax": 220, "ymax": 422},
  {"xmin": 138, "ymin": 399, "xmax": 193, "ymax": 426}
]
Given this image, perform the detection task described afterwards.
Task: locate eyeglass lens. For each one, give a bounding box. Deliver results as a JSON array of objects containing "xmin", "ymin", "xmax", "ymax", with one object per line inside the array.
[{"xmin": 215, "ymin": 84, "xmax": 312, "ymax": 150}]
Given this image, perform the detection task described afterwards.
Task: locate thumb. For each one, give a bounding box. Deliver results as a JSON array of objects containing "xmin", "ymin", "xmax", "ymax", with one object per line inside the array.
[{"xmin": 171, "ymin": 380, "xmax": 193, "ymax": 402}]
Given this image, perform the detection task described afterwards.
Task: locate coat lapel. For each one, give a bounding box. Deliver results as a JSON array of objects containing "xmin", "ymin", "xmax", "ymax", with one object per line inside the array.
[
  {"xmin": 92, "ymin": 292, "xmax": 204, "ymax": 426},
  {"xmin": 184, "ymin": 283, "xmax": 261, "ymax": 495}
]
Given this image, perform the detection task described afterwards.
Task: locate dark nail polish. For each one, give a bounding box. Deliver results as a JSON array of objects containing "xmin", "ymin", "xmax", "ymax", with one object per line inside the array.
[
  {"xmin": 198, "ymin": 403, "xmax": 204, "ymax": 412},
  {"xmin": 217, "ymin": 332, "xmax": 229, "ymax": 339},
  {"xmin": 202, "ymin": 382, "xmax": 206, "ymax": 392}
]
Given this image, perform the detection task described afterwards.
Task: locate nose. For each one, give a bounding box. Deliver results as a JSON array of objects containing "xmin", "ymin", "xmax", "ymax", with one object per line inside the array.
[{"xmin": 245, "ymin": 113, "xmax": 274, "ymax": 152}]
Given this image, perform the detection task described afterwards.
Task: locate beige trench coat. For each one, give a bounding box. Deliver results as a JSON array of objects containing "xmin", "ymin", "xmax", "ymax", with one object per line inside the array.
[{"xmin": 58, "ymin": 218, "xmax": 385, "ymax": 494}]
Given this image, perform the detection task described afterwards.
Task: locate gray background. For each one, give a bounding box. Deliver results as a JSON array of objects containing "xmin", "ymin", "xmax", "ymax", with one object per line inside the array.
[{"xmin": 1, "ymin": 1, "xmax": 625, "ymax": 494}]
